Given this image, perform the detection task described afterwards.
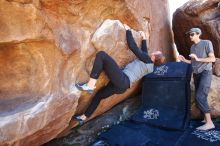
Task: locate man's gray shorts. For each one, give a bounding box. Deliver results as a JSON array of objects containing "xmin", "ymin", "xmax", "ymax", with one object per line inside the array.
[{"xmin": 193, "ymin": 70, "xmax": 212, "ymax": 113}]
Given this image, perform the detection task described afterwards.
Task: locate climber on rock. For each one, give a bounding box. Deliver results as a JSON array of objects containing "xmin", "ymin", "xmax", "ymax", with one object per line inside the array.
[{"xmin": 72, "ymin": 24, "xmax": 166, "ymax": 126}]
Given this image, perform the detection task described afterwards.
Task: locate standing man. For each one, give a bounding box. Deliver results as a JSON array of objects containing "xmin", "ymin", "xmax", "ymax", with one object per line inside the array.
[{"xmin": 178, "ymin": 28, "xmax": 216, "ymax": 130}]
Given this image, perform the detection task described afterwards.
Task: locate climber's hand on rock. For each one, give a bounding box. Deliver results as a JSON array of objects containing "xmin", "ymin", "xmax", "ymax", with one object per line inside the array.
[{"xmin": 123, "ymin": 24, "xmax": 130, "ymax": 30}]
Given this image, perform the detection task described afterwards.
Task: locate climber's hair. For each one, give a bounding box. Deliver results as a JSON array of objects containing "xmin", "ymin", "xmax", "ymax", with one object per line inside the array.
[
  {"xmin": 154, "ymin": 53, "xmax": 166, "ymax": 66},
  {"xmin": 151, "ymin": 51, "xmax": 166, "ymax": 66}
]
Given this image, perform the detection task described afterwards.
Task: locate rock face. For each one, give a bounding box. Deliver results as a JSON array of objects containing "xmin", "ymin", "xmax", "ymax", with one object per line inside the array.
[
  {"xmin": 172, "ymin": 0, "xmax": 220, "ymax": 59},
  {"xmin": 214, "ymin": 58, "xmax": 220, "ymax": 76},
  {"xmin": 0, "ymin": 0, "xmax": 173, "ymax": 145}
]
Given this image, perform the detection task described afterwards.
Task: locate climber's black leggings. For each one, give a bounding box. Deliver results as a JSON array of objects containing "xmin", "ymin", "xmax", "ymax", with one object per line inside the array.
[{"xmin": 84, "ymin": 51, "xmax": 130, "ymax": 117}]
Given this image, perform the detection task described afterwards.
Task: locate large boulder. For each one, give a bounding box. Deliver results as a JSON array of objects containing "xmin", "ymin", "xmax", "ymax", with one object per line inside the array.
[
  {"xmin": 0, "ymin": 0, "xmax": 173, "ymax": 145},
  {"xmin": 172, "ymin": 0, "xmax": 220, "ymax": 59}
]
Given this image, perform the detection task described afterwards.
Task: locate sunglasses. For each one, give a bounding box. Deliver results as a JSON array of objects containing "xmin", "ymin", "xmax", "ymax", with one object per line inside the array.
[{"xmin": 189, "ymin": 33, "xmax": 196, "ymax": 37}]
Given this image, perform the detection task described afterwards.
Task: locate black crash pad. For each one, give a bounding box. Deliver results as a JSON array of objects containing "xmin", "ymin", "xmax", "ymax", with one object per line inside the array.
[{"xmin": 132, "ymin": 62, "xmax": 192, "ymax": 130}]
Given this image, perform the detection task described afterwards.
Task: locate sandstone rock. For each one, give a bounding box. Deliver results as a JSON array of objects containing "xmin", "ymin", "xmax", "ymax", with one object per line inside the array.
[
  {"xmin": 0, "ymin": 0, "xmax": 49, "ymax": 43},
  {"xmin": 91, "ymin": 19, "xmax": 142, "ymax": 67},
  {"xmin": 0, "ymin": 40, "xmax": 80, "ymax": 146},
  {"xmin": 191, "ymin": 75, "xmax": 220, "ymax": 119},
  {"xmin": 214, "ymin": 58, "xmax": 220, "ymax": 76},
  {"xmin": 173, "ymin": 0, "xmax": 220, "ymax": 59},
  {"xmin": 0, "ymin": 0, "xmax": 173, "ymax": 145}
]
